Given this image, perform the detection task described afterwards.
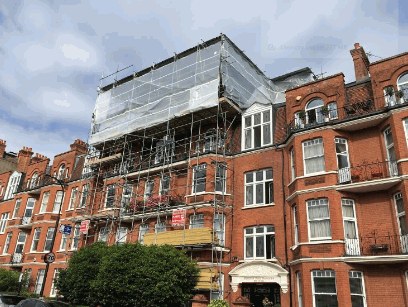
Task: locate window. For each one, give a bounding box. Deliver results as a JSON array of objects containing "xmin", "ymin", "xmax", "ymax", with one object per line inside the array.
[
  {"xmin": 12, "ymin": 199, "xmax": 21, "ymax": 218},
  {"xmin": 243, "ymin": 108, "xmax": 272, "ymax": 150},
  {"xmin": 39, "ymin": 192, "xmax": 50, "ymax": 213},
  {"xmin": 30, "ymin": 172, "xmax": 38, "ymax": 189},
  {"xmin": 116, "ymin": 227, "xmax": 127, "ymax": 244},
  {"xmin": 214, "ymin": 213, "xmax": 225, "ymax": 246},
  {"xmin": 159, "ymin": 176, "xmax": 170, "ymax": 195},
  {"xmin": 144, "ymin": 180, "xmax": 154, "ymax": 199},
  {"xmin": 204, "ymin": 129, "xmax": 224, "ymax": 153},
  {"xmin": 215, "ymin": 164, "xmax": 227, "ymax": 193},
  {"xmin": 3, "ymin": 232, "xmax": 12, "ymax": 254},
  {"xmin": 4, "ymin": 171, "xmax": 22, "ymax": 200},
  {"xmin": 121, "ymin": 184, "xmax": 133, "ymax": 208},
  {"xmin": 44, "ymin": 227, "xmax": 55, "ymax": 252},
  {"xmin": 296, "ymin": 271, "xmax": 303, "ymax": 307},
  {"xmin": 50, "ymin": 269, "xmax": 61, "ymax": 297},
  {"xmin": 21, "ymin": 269, "xmax": 31, "ymax": 290},
  {"xmin": 210, "ymin": 272, "xmax": 224, "ymax": 301},
  {"xmin": 60, "ymin": 233, "xmax": 68, "ymax": 251},
  {"xmin": 244, "ymin": 225, "xmax": 275, "ymax": 260},
  {"xmin": 303, "ymin": 138, "xmax": 325, "ymax": 175},
  {"xmin": 98, "ymin": 227, "xmax": 109, "ymax": 242},
  {"xmin": 349, "ymin": 271, "xmax": 366, "ymax": 307},
  {"xmin": 105, "ymin": 184, "xmax": 116, "ymax": 208},
  {"xmin": 0, "ymin": 213, "xmax": 9, "ymax": 233},
  {"xmin": 34, "ymin": 269, "xmax": 45, "ymax": 294},
  {"xmin": 307, "ymin": 198, "xmax": 331, "ymax": 240},
  {"xmin": 155, "ymin": 135, "xmax": 175, "ymax": 164},
  {"xmin": 155, "ymin": 222, "xmax": 166, "ymax": 233},
  {"xmin": 193, "ymin": 164, "xmax": 206, "ymax": 193},
  {"xmin": 335, "ymin": 138, "xmax": 350, "ymax": 183},
  {"xmin": 68, "ymin": 187, "xmax": 78, "ymax": 210},
  {"xmin": 293, "ymin": 206, "xmax": 299, "ymax": 245},
  {"xmin": 31, "ymin": 228, "xmax": 41, "ymax": 252},
  {"xmin": 328, "ymin": 102, "xmax": 338, "ymax": 119},
  {"xmin": 71, "ymin": 224, "xmax": 80, "ymax": 250},
  {"xmin": 23, "ymin": 198, "xmax": 35, "ymax": 224},
  {"xmin": 57, "ymin": 164, "xmax": 65, "ymax": 180},
  {"xmin": 394, "ymin": 193, "xmax": 408, "ymax": 253},
  {"xmin": 14, "ymin": 232, "xmax": 27, "ymax": 254},
  {"xmin": 245, "ymin": 169, "xmax": 273, "ymax": 206},
  {"xmin": 397, "ymin": 72, "xmax": 408, "ymax": 104},
  {"xmin": 190, "ymin": 214, "xmax": 204, "ymax": 229},
  {"xmin": 312, "ymin": 270, "xmax": 338, "ymax": 307},
  {"xmin": 305, "ymin": 98, "xmax": 324, "ymax": 124},
  {"xmin": 384, "ymin": 127, "xmax": 398, "ymax": 176},
  {"xmin": 290, "ymin": 148, "xmax": 295, "ymax": 181},
  {"xmin": 65, "ymin": 167, "xmax": 70, "ymax": 178},
  {"xmin": 139, "ymin": 224, "xmax": 149, "ymax": 244},
  {"xmin": 80, "ymin": 184, "xmax": 89, "ymax": 208},
  {"xmin": 384, "ymin": 86, "xmax": 397, "ymax": 106},
  {"xmin": 52, "ymin": 191, "xmax": 64, "ymax": 213}
]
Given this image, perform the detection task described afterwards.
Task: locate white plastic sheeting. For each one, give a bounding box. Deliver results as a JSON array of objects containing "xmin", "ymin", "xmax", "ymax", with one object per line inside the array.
[{"xmin": 89, "ymin": 36, "xmax": 313, "ymax": 145}]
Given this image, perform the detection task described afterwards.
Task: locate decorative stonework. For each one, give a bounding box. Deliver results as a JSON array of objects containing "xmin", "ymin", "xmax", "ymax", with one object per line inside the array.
[{"xmin": 229, "ymin": 261, "xmax": 289, "ymax": 294}]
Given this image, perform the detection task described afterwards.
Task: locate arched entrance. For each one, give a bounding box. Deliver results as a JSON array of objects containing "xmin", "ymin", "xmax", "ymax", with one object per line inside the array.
[{"xmin": 229, "ymin": 261, "xmax": 289, "ymax": 307}]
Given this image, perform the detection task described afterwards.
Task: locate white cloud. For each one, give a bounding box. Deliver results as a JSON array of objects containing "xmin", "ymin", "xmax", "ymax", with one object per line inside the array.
[{"xmin": 60, "ymin": 43, "xmax": 90, "ymax": 62}]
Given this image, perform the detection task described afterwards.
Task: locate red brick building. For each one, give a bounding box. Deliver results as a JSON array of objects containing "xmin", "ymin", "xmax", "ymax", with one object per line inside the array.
[{"xmin": 0, "ymin": 35, "xmax": 407, "ymax": 307}]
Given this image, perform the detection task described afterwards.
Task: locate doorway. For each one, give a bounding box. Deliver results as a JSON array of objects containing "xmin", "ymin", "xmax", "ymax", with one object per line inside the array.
[{"xmin": 242, "ymin": 283, "xmax": 281, "ymax": 307}]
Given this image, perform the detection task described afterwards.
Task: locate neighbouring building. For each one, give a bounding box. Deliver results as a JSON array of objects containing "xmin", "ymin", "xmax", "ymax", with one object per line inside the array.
[{"xmin": 0, "ymin": 35, "xmax": 408, "ymax": 307}]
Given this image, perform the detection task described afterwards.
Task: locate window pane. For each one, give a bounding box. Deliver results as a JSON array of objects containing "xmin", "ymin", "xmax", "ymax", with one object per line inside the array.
[
  {"xmin": 246, "ymin": 237, "xmax": 253, "ymax": 258},
  {"xmin": 351, "ymin": 296, "xmax": 364, "ymax": 307},
  {"xmin": 315, "ymin": 295, "xmax": 338, "ymax": 307},
  {"xmin": 256, "ymin": 171, "xmax": 263, "ymax": 181},
  {"xmin": 255, "ymin": 184, "xmax": 263, "ymax": 204},
  {"xmin": 265, "ymin": 181, "xmax": 273, "ymax": 204},
  {"xmin": 254, "ymin": 113, "xmax": 261, "ymax": 125},
  {"xmin": 245, "ymin": 173, "xmax": 253, "ymax": 183},
  {"xmin": 314, "ymin": 277, "xmax": 336, "ymax": 293},
  {"xmin": 263, "ymin": 110, "xmax": 270, "ymax": 122},
  {"xmin": 266, "ymin": 234, "xmax": 275, "ymax": 259},
  {"xmin": 342, "ymin": 204, "xmax": 354, "ymax": 218},
  {"xmin": 246, "ymin": 186, "xmax": 253, "ymax": 205},
  {"xmin": 255, "ymin": 236, "xmax": 264, "ymax": 257},
  {"xmin": 254, "ymin": 126, "xmax": 261, "ymax": 148},
  {"xmin": 349, "ymin": 277, "xmax": 363, "ymax": 294},
  {"xmin": 310, "ymin": 220, "xmax": 331, "ymax": 238},
  {"xmin": 245, "ymin": 129, "xmax": 251, "ymax": 149},
  {"xmin": 263, "ymin": 124, "xmax": 271, "ymax": 145},
  {"xmin": 396, "ymin": 197, "xmax": 405, "ymax": 214},
  {"xmin": 245, "ymin": 116, "xmax": 251, "ymax": 127},
  {"xmin": 399, "ymin": 216, "xmax": 408, "ymax": 235},
  {"xmin": 265, "ymin": 169, "xmax": 273, "ymax": 180}
]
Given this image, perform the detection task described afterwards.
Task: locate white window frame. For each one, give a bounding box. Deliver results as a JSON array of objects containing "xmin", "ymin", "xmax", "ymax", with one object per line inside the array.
[
  {"xmin": 311, "ymin": 270, "xmax": 338, "ymax": 307},
  {"xmin": 38, "ymin": 191, "xmax": 49, "ymax": 214},
  {"xmin": 342, "ymin": 199, "xmax": 359, "ymax": 240},
  {"xmin": 105, "ymin": 184, "xmax": 116, "ymax": 208},
  {"xmin": 242, "ymin": 107, "xmax": 272, "ymax": 150},
  {"xmin": 305, "ymin": 98, "xmax": 325, "ymax": 124},
  {"xmin": 50, "ymin": 269, "xmax": 61, "ymax": 297},
  {"xmin": 53, "ymin": 191, "xmax": 64, "ymax": 213},
  {"xmin": 155, "ymin": 222, "xmax": 166, "ymax": 233},
  {"xmin": 121, "ymin": 184, "xmax": 133, "ymax": 208},
  {"xmin": 244, "ymin": 169, "xmax": 274, "ymax": 207},
  {"xmin": 403, "ymin": 119, "xmax": 408, "ymax": 149},
  {"xmin": 30, "ymin": 228, "xmax": 41, "ymax": 252},
  {"xmin": 139, "ymin": 224, "xmax": 149, "ymax": 244},
  {"xmin": 57, "ymin": 164, "xmax": 65, "ymax": 180},
  {"xmin": 3, "ymin": 232, "xmax": 12, "ymax": 255},
  {"xmin": 144, "ymin": 180, "xmax": 154, "ymax": 199},
  {"xmin": 14, "ymin": 232, "xmax": 27, "ymax": 254},
  {"xmin": 190, "ymin": 214, "xmax": 205, "ymax": 229},
  {"xmin": 296, "ymin": 271, "xmax": 303, "ymax": 307},
  {"xmin": 71, "ymin": 224, "xmax": 80, "ymax": 250},
  {"xmin": 159, "ymin": 176, "xmax": 170, "ymax": 196},
  {"xmin": 397, "ymin": 72, "xmax": 408, "ymax": 104},
  {"xmin": 214, "ymin": 213, "xmax": 225, "ymax": 246},
  {"xmin": 215, "ymin": 164, "xmax": 227, "ymax": 193},
  {"xmin": 328, "ymin": 102, "xmax": 338, "ymax": 120},
  {"xmin": 34, "ymin": 269, "xmax": 45, "ymax": 294},
  {"xmin": 13, "ymin": 199, "xmax": 22, "ymax": 218},
  {"xmin": 68, "ymin": 187, "xmax": 78, "ymax": 210},
  {"xmin": 210, "ymin": 272, "xmax": 224, "ymax": 301},
  {"xmin": 384, "ymin": 86, "xmax": 397, "ymax": 106},
  {"xmin": 394, "ymin": 192, "xmax": 408, "ymax": 238},
  {"xmin": 23, "ymin": 198, "xmax": 36, "ymax": 223},
  {"xmin": 30, "ymin": 172, "xmax": 38, "ymax": 189},
  {"xmin": 349, "ymin": 271, "xmax": 367, "ymax": 307},
  {"xmin": 302, "ymin": 138, "xmax": 325, "ymax": 175},
  {"xmin": 98, "ymin": 226, "xmax": 109, "ymax": 242},
  {"xmin": 384, "ymin": 126, "xmax": 398, "ymax": 177},
  {"xmin": 80, "ymin": 183, "xmax": 89, "ymax": 208},
  {"xmin": 4, "ymin": 171, "xmax": 22, "ymax": 200},
  {"xmin": 244, "ymin": 225, "xmax": 275, "ymax": 260},
  {"xmin": 290, "ymin": 148, "xmax": 295, "ymax": 182},
  {"xmin": 116, "ymin": 227, "xmax": 127, "ymax": 244},
  {"xmin": 192, "ymin": 164, "xmax": 207, "ymax": 194},
  {"xmin": 203, "ymin": 129, "xmax": 224, "ymax": 153},
  {"xmin": 0, "ymin": 212, "xmax": 9, "ymax": 234},
  {"xmin": 59, "ymin": 233, "xmax": 68, "ymax": 251},
  {"xmin": 293, "ymin": 205, "xmax": 299, "ymax": 245},
  {"xmin": 44, "ymin": 227, "xmax": 55, "ymax": 252},
  {"xmin": 307, "ymin": 198, "xmax": 332, "ymax": 241}
]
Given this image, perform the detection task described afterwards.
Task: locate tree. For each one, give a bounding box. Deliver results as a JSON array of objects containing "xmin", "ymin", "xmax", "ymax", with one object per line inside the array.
[
  {"xmin": 56, "ymin": 242, "xmax": 199, "ymax": 307},
  {"xmin": 0, "ymin": 268, "xmax": 20, "ymax": 292},
  {"xmin": 208, "ymin": 299, "xmax": 229, "ymax": 307},
  {"xmin": 56, "ymin": 242, "xmax": 109, "ymax": 306},
  {"xmin": 92, "ymin": 243, "xmax": 199, "ymax": 307}
]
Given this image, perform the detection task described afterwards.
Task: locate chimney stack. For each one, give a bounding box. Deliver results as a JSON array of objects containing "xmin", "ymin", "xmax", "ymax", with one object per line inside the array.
[
  {"xmin": 0, "ymin": 140, "xmax": 6, "ymax": 158},
  {"xmin": 17, "ymin": 146, "xmax": 34, "ymax": 173},
  {"xmin": 70, "ymin": 139, "xmax": 88, "ymax": 155},
  {"xmin": 350, "ymin": 43, "xmax": 370, "ymax": 82}
]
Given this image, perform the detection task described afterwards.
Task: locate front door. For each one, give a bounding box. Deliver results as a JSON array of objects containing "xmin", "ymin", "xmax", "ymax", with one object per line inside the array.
[{"xmin": 242, "ymin": 283, "xmax": 280, "ymax": 307}]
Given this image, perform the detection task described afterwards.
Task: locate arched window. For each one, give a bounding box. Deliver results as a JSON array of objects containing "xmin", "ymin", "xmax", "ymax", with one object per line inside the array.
[
  {"xmin": 57, "ymin": 164, "xmax": 65, "ymax": 180},
  {"xmin": 30, "ymin": 172, "xmax": 38, "ymax": 189},
  {"xmin": 397, "ymin": 72, "xmax": 408, "ymax": 104},
  {"xmin": 305, "ymin": 98, "xmax": 324, "ymax": 124}
]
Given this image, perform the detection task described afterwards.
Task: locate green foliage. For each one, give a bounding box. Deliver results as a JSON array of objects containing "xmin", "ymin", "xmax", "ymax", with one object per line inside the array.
[
  {"xmin": 56, "ymin": 242, "xmax": 109, "ymax": 306},
  {"xmin": 208, "ymin": 299, "xmax": 229, "ymax": 307},
  {"xmin": 56, "ymin": 242, "xmax": 199, "ymax": 307},
  {"xmin": 0, "ymin": 268, "xmax": 20, "ymax": 292}
]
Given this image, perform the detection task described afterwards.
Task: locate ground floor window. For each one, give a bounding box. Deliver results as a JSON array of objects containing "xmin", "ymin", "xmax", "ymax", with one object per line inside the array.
[
  {"xmin": 312, "ymin": 270, "xmax": 338, "ymax": 307},
  {"xmin": 34, "ymin": 269, "xmax": 45, "ymax": 294},
  {"xmin": 50, "ymin": 269, "xmax": 61, "ymax": 297},
  {"xmin": 349, "ymin": 271, "xmax": 366, "ymax": 307},
  {"xmin": 244, "ymin": 225, "xmax": 275, "ymax": 260}
]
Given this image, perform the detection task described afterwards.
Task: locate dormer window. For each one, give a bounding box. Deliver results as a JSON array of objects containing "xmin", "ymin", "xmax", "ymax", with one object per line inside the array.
[
  {"xmin": 57, "ymin": 164, "xmax": 65, "ymax": 180},
  {"xmin": 4, "ymin": 171, "xmax": 22, "ymax": 200},
  {"xmin": 397, "ymin": 72, "xmax": 408, "ymax": 104},
  {"xmin": 305, "ymin": 99, "xmax": 324, "ymax": 124},
  {"xmin": 30, "ymin": 172, "xmax": 38, "ymax": 189},
  {"xmin": 243, "ymin": 106, "xmax": 272, "ymax": 150}
]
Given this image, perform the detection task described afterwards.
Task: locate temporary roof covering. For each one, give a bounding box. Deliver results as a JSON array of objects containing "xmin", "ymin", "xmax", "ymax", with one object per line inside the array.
[{"xmin": 90, "ymin": 35, "xmax": 313, "ymax": 145}]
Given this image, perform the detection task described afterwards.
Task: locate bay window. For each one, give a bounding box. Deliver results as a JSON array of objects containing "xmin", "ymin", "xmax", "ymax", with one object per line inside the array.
[
  {"xmin": 312, "ymin": 270, "xmax": 338, "ymax": 307},
  {"xmin": 245, "ymin": 169, "xmax": 273, "ymax": 206},
  {"xmin": 307, "ymin": 198, "xmax": 331, "ymax": 240},
  {"xmin": 144, "ymin": 180, "xmax": 154, "ymax": 199},
  {"xmin": 244, "ymin": 225, "xmax": 275, "ymax": 260},
  {"xmin": 349, "ymin": 271, "xmax": 367, "ymax": 307},
  {"xmin": 193, "ymin": 164, "xmax": 206, "ymax": 193},
  {"xmin": 0, "ymin": 212, "xmax": 9, "ymax": 233},
  {"xmin": 243, "ymin": 108, "xmax": 272, "ymax": 150},
  {"xmin": 44, "ymin": 227, "xmax": 55, "ymax": 251},
  {"xmin": 31, "ymin": 228, "xmax": 41, "ymax": 252},
  {"xmin": 39, "ymin": 192, "xmax": 50, "ymax": 213},
  {"xmin": 105, "ymin": 184, "xmax": 116, "ymax": 208},
  {"xmin": 68, "ymin": 187, "xmax": 78, "ymax": 210},
  {"xmin": 215, "ymin": 164, "xmax": 227, "ymax": 193},
  {"xmin": 13, "ymin": 199, "xmax": 21, "ymax": 218},
  {"xmin": 52, "ymin": 191, "xmax": 64, "ymax": 213},
  {"xmin": 190, "ymin": 214, "xmax": 204, "ymax": 229},
  {"xmin": 34, "ymin": 269, "xmax": 45, "ymax": 294},
  {"xmin": 303, "ymin": 138, "xmax": 325, "ymax": 175}
]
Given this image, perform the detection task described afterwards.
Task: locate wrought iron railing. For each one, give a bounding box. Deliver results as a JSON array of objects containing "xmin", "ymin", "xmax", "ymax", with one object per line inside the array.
[
  {"xmin": 19, "ymin": 175, "xmax": 65, "ymax": 193},
  {"xmin": 345, "ymin": 234, "xmax": 408, "ymax": 256},
  {"xmin": 338, "ymin": 160, "xmax": 398, "ymax": 184},
  {"xmin": 20, "ymin": 216, "xmax": 33, "ymax": 225},
  {"xmin": 11, "ymin": 253, "xmax": 23, "ymax": 264}
]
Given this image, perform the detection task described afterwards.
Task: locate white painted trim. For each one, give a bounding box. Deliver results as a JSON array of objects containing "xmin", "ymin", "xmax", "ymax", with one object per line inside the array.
[
  {"xmin": 286, "ymin": 185, "xmax": 338, "ymax": 202},
  {"xmin": 290, "ymin": 254, "xmax": 408, "ymax": 265},
  {"xmin": 242, "ymin": 203, "xmax": 275, "ymax": 210}
]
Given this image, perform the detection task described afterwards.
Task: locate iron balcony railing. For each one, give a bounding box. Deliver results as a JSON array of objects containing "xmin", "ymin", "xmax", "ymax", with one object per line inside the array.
[
  {"xmin": 19, "ymin": 175, "xmax": 66, "ymax": 193},
  {"xmin": 338, "ymin": 160, "xmax": 398, "ymax": 184},
  {"xmin": 345, "ymin": 234, "xmax": 408, "ymax": 256},
  {"xmin": 20, "ymin": 216, "xmax": 33, "ymax": 225},
  {"xmin": 11, "ymin": 253, "xmax": 23, "ymax": 264}
]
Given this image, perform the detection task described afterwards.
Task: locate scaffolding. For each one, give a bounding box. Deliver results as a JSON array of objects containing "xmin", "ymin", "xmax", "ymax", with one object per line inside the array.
[{"xmin": 71, "ymin": 34, "xmax": 313, "ymax": 301}]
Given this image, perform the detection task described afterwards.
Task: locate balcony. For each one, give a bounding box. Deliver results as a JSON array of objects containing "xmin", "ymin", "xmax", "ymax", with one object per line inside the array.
[
  {"xmin": 18, "ymin": 216, "xmax": 34, "ymax": 230},
  {"xmin": 336, "ymin": 160, "xmax": 401, "ymax": 193},
  {"xmin": 10, "ymin": 253, "xmax": 24, "ymax": 265},
  {"xmin": 19, "ymin": 175, "xmax": 61, "ymax": 194},
  {"xmin": 344, "ymin": 234, "xmax": 408, "ymax": 263}
]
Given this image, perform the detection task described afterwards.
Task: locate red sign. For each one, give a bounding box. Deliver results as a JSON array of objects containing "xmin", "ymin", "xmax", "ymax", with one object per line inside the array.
[
  {"xmin": 80, "ymin": 220, "xmax": 90, "ymax": 234},
  {"xmin": 172, "ymin": 209, "xmax": 186, "ymax": 226}
]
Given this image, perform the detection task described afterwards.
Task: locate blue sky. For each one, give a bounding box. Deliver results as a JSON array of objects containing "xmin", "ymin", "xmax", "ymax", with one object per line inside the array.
[{"xmin": 0, "ymin": 0, "xmax": 407, "ymax": 159}]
